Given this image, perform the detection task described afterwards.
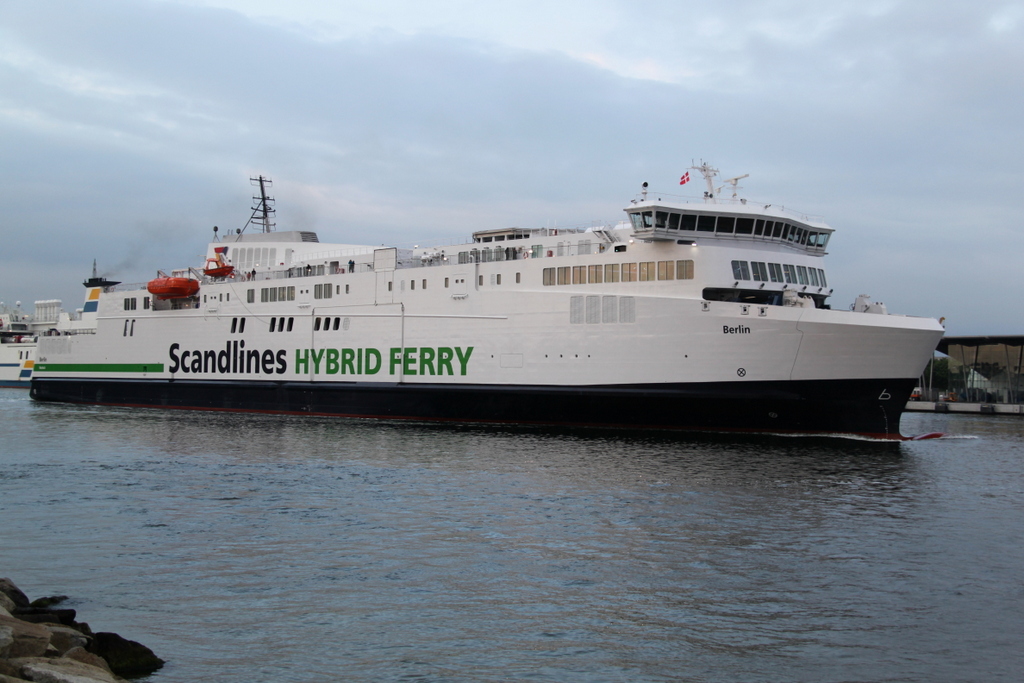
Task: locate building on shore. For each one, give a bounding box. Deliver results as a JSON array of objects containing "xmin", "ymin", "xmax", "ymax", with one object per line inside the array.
[
  {"xmin": 939, "ymin": 336, "xmax": 1023, "ymax": 404},
  {"xmin": 908, "ymin": 336, "xmax": 1024, "ymax": 415}
]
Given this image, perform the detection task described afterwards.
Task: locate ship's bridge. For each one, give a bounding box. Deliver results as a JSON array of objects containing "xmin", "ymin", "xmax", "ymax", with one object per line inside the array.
[{"xmin": 627, "ymin": 203, "xmax": 833, "ymax": 254}]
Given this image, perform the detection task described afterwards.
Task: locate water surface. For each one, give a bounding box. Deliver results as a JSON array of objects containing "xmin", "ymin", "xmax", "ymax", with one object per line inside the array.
[{"xmin": 2, "ymin": 389, "xmax": 1022, "ymax": 682}]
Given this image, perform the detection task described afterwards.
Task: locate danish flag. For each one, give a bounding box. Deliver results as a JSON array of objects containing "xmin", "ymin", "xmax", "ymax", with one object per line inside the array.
[{"xmin": 679, "ymin": 172, "xmax": 690, "ymax": 185}]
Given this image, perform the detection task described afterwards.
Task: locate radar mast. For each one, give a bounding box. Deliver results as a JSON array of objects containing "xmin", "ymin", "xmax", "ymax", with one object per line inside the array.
[
  {"xmin": 240, "ymin": 175, "xmax": 276, "ymax": 234},
  {"xmin": 691, "ymin": 161, "xmax": 720, "ymax": 203}
]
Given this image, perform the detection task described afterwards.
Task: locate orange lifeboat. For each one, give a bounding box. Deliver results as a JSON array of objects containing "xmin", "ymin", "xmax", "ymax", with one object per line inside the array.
[
  {"xmin": 147, "ymin": 277, "xmax": 199, "ymax": 300},
  {"xmin": 204, "ymin": 246, "xmax": 234, "ymax": 278},
  {"xmin": 203, "ymin": 259, "xmax": 235, "ymax": 278}
]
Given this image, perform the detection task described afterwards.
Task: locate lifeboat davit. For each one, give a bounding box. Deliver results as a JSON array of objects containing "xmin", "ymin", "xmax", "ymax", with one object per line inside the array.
[{"xmin": 147, "ymin": 277, "xmax": 199, "ymax": 300}]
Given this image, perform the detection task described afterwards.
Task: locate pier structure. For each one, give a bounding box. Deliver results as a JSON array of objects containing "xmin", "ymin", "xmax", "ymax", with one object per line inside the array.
[{"xmin": 906, "ymin": 335, "xmax": 1024, "ymax": 415}]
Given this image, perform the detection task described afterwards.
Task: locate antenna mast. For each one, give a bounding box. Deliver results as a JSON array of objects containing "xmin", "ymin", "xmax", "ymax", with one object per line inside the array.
[
  {"xmin": 241, "ymin": 175, "xmax": 276, "ymax": 234},
  {"xmin": 691, "ymin": 161, "xmax": 720, "ymax": 203},
  {"xmin": 719, "ymin": 174, "xmax": 749, "ymax": 199}
]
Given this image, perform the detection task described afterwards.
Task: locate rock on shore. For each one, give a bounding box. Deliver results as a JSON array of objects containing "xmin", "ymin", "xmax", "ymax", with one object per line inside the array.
[{"xmin": 0, "ymin": 578, "xmax": 164, "ymax": 681}]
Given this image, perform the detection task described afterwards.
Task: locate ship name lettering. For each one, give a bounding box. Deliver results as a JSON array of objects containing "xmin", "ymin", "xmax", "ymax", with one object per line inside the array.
[
  {"xmin": 723, "ymin": 325, "xmax": 751, "ymax": 334},
  {"xmin": 295, "ymin": 347, "xmax": 383, "ymax": 375},
  {"xmin": 293, "ymin": 346, "xmax": 472, "ymax": 376},
  {"xmin": 387, "ymin": 346, "xmax": 473, "ymax": 376},
  {"xmin": 168, "ymin": 341, "xmax": 288, "ymax": 375}
]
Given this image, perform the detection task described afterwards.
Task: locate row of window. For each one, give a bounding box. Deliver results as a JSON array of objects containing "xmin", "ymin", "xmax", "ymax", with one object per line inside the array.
[
  {"xmin": 543, "ymin": 260, "xmax": 695, "ymax": 286},
  {"xmin": 474, "ymin": 231, "xmax": 531, "ymax": 243},
  {"xmin": 234, "ymin": 247, "xmax": 278, "ymax": 273},
  {"xmin": 314, "ymin": 316, "xmax": 352, "ymax": 332},
  {"xmin": 731, "ymin": 260, "xmax": 828, "ymax": 287},
  {"xmin": 269, "ymin": 317, "xmax": 294, "ymax": 332},
  {"xmin": 124, "ymin": 297, "xmax": 150, "ymax": 310},
  {"xmin": 256, "ymin": 286, "xmax": 296, "ymax": 303},
  {"xmin": 570, "ymin": 296, "xmax": 636, "ymax": 324},
  {"xmin": 631, "ymin": 211, "xmax": 830, "ymax": 250}
]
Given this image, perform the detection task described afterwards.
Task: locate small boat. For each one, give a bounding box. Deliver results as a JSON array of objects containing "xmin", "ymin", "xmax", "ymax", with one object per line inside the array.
[
  {"xmin": 203, "ymin": 261, "xmax": 235, "ymax": 278},
  {"xmin": 147, "ymin": 277, "xmax": 199, "ymax": 300},
  {"xmin": 204, "ymin": 247, "xmax": 235, "ymax": 278}
]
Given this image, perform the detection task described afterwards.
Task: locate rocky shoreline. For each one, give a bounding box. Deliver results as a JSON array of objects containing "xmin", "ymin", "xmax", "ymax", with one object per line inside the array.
[{"xmin": 1, "ymin": 578, "xmax": 164, "ymax": 682}]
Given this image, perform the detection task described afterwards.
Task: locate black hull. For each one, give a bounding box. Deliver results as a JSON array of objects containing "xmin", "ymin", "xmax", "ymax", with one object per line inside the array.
[{"xmin": 30, "ymin": 377, "xmax": 917, "ymax": 439}]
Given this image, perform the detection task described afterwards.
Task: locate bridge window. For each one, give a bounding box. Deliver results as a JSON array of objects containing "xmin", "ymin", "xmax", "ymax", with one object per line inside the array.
[
  {"xmin": 716, "ymin": 217, "xmax": 735, "ymax": 234},
  {"xmin": 736, "ymin": 218, "xmax": 754, "ymax": 234},
  {"xmin": 697, "ymin": 215, "xmax": 716, "ymax": 232},
  {"xmin": 731, "ymin": 260, "xmax": 751, "ymax": 281}
]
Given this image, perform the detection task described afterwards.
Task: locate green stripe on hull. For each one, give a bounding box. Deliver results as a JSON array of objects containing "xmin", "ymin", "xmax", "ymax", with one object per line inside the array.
[{"xmin": 35, "ymin": 363, "xmax": 164, "ymax": 373}]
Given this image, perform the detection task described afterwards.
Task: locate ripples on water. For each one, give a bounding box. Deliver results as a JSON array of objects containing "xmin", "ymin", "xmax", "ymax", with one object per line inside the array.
[{"xmin": 1, "ymin": 388, "xmax": 1022, "ymax": 682}]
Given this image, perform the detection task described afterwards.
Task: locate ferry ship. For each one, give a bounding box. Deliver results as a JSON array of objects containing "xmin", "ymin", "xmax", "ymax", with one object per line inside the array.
[
  {"xmin": 0, "ymin": 299, "xmax": 85, "ymax": 387},
  {"xmin": 0, "ymin": 302, "xmax": 37, "ymax": 386},
  {"xmin": 31, "ymin": 167, "xmax": 944, "ymax": 438}
]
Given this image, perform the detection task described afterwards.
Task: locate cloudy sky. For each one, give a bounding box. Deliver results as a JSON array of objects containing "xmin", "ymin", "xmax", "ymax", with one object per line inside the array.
[{"xmin": 1, "ymin": 0, "xmax": 1021, "ymax": 334}]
